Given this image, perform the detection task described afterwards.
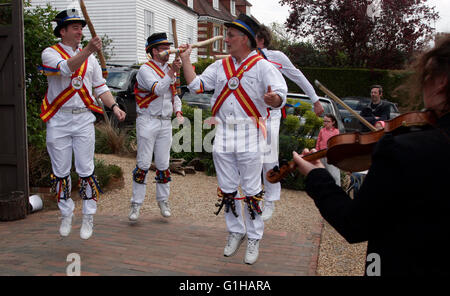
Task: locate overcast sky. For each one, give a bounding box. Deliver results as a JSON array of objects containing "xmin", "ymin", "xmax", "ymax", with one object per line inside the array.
[{"xmin": 247, "ymin": 0, "xmax": 450, "ymax": 33}]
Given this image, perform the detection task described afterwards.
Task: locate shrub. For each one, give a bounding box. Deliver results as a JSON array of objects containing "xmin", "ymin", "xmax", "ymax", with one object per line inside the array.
[
  {"xmin": 28, "ymin": 144, "xmax": 123, "ymax": 192},
  {"xmin": 94, "ymin": 123, "xmax": 130, "ymax": 155}
]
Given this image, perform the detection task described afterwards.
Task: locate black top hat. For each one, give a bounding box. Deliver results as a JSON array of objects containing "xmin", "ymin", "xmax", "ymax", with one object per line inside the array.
[
  {"xmin": 146, "ymin": 33, "xmax": 173, "ymax": 53},
  {"xmin": 53, "ymin": 8, "xmax": 86, "ymax": 38},
  {"xmin": 225, "ymin": 14, "xmax": 260, "ymax": 48}
]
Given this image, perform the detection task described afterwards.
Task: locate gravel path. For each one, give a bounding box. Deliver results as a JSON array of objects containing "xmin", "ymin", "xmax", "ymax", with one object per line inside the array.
[{"xmin": 89, "ymin": 153, "xmax": 367, "ymax": 276}]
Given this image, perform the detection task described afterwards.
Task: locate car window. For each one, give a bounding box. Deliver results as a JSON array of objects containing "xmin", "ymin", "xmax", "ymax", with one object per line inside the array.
[
  {"xmin": 182, "ymin": 92, "xmax": 212, "ymax": 104},
  {"xmin": 339, "ymin": 100, "xmax": 360, "ymax": 110},
  {"xmin": 390, "ymin": 103, "xmax": 399, "ymax": 113},
  {"xmin": 285, "ymin": 98, "xmax": 333, "ymax": 115},
  {"xmin": 106, "ymin": 71, "xmax": 130, "ymax": 89}
]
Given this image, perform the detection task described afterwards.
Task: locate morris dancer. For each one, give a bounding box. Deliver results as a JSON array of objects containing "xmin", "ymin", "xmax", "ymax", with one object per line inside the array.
[
  {"xmin": 179, "ymin": 14, "xmax": 287, "ymax": 264},
  {"xmin": 40, "ymin": 9, "xmax": 125, "ymax": 239},
  {"xmin": 128, "ymin": 33, "xmax": 184, "ymax": 221},
  {"xmin": 255, "ymin": 25, "xmax": 324, "ymax": 221}
]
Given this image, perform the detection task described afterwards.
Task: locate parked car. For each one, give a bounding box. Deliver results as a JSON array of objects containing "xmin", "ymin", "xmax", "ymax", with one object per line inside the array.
[
  {"xmin": 285, "ymin": 93, "xmax": 346, "ymax": 137},
  {"xmin": 337, "ymin": 96, "xmax": 400, "ymax": 132},
  {"xmin": 179, "ymin": 85, "xmax": 212, "ymax": 110},
  {"xmin": 96, "ymin": 65, "xmax": 138, "ymax": 127}
]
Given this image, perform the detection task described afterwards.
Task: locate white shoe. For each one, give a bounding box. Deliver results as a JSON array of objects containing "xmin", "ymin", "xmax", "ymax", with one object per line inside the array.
[
  {"xmin": 244, "ymin": 238, "xmax": 260, "ymax": 265},
  {"xmin": 261, "ymin": 201, "xmax": 275, "ymax": 221},
  {"xmin": 158, "ymin": 200, "xmax": 171, "ymax": 218},
  {"xmin": 128, "ymin": 202, "xmax": 141, "ymax": 221},
  {"xmin": 59, "ymin": 214, "xmax": 73, "ymax": 237},
  {"xmin": 80, "ymin": 214, "xmax": 94, "ymax": 240},
  {"xmin": 224, "ymin": 232, "xmax": 245, "ymax": 257}
]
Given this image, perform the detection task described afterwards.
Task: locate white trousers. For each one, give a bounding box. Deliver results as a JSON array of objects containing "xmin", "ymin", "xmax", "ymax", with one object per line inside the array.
[
  {"xmin": 131, "ymin": 116, "xmax": 172, "ymax": 204},
  {"xmin": 262, "ymin": 115, "xmax": 281, "ymax": 202},
  {"xmin": 46, "ymin": 116, "xmax": 96, "ymax": 216},
  {"xmin": 213, "ymin": 150, "xmax": 264, "ymax": 240}
]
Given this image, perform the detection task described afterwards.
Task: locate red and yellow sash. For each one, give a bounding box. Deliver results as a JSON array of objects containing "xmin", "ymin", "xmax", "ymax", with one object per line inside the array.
[
  {"xmin": 135, "ymin": 60, "xmax": 176, "ymax": 109},
  {"xmin": 212, "ymin": 55, "xmax": 267, "ymax": 137},
  {"xmin": 40, "ymin": 44, "xmax": 103, "ymax": 122}
]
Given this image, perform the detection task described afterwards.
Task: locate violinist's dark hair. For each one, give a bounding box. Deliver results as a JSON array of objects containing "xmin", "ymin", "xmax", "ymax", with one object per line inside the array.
[
  {"xmin": 324, "ymin": 113, "xmax": 338, "ymax": 129},
  {"xmin": 414, "ymin": 37, "xmax": 450, "ymax": 113}
]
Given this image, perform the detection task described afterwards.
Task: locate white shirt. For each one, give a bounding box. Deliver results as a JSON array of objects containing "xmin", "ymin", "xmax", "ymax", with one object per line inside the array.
[
  {"xmin": 136, "ymin": 60, "xmax": 182, "ymax": 117},
  {"xmin": 41, "ymin": 42, "xmax": 109, "ymax": 125},
  {"xmin": 188, "ymin": 50, "xmax": 287, "ymax": 121},
  {"xmin": 261, "ymin": 47, "xmax": 319, "ymax": 104},
  {"xmin": 41, "ymin": 42, "xmax": 109, "ymax": 108},
  {"xmin": 188, "ymin": 50, "xmax": 287, "ymax": 151}
]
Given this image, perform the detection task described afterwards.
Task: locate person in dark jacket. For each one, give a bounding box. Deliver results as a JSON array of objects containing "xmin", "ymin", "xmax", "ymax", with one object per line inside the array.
[
  {"xmin": 359, "ymin": 85, "xmax": 391, "ymax": 132},
  {"xmin": 292, "ymin": 38, "xmax": 450, "ymax": 276}
]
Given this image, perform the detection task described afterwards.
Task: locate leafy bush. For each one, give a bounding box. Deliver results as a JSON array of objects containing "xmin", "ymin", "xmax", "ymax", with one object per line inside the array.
[
  {"xmin": 24, "ymin": 1, "xmax": 59, "ymax": 149},
  {"xmin": 28, "ymin": 144, "xmax": 123, "ymax": 192},
  {"xmin": 278, "ymin": 108, "xmax": 322, "ymax": 190},
  {"xmin": 94, "ymin": 123, "xmax": 131, "ymax": 155}
]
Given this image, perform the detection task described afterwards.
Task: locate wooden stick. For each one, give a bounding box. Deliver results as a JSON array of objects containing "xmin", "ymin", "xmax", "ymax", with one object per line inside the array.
[
  {"xmin": 79, "ymin": 0, "xmax": 108, "ymax": 79},
  {"xmin": 314, "ymin": 80, "xmax": 377, "ymax": 132},
  {"xmin": 159, "ymin": 36, "xmax": 224, "ymax": 58},
  {"xmin": 171, "ymin": 19, "xmax": 181, "ymax": 95},
  {"xmin": 79, "ymin": 0, "xmax": 109, "ymax": 125},
  {"xmin": 214, "ymin": 54, "xmax": 230, "ymax": 60}
]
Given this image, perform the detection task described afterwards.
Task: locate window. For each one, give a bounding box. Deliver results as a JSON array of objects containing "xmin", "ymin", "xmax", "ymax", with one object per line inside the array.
[
  {"xmin": 187, "ymin": 0, "xmax": 193, "ymax": 8},
  {"xmin": 186, "ymin": 25, "xmax": 194, "ymax": 44},
  {"xmin": 231, "ymin": 0, "xmax": 236, "ymax": 16},
  {"xmin": 213, "ymin": 0, "xmax": 219, "ymax": 10},
  {"xmin": 223, "ymin": 27, "xmax": 228, "ymax": 52},
  {"xmin": 144, "ymin": 10, "xmax": 154, "ymax": 38},
  {"xmin": 213, "ymin": 26, "xmax": 220, "ymax": 51}
]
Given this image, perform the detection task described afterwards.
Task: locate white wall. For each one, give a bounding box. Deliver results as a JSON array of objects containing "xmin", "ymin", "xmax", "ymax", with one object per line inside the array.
[
  {"xmin": 28, "ymin": 0, "xmax": 198, "ymax": 65},
  {"xmin": 136, "ymin": 0, "xmax": 198, "ymax": 64}
]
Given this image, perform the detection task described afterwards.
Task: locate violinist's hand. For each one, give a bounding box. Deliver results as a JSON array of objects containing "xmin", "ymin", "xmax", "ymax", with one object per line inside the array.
[{"xmin": 292, "ymin": 149, "xmax": 324, "ymax": 176}]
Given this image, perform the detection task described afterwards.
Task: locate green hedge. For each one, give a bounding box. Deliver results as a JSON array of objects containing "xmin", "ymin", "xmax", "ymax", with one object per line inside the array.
[
  {"xmin": 282, "ymin": 67, "xmax": 411, "ymax": 107},
  {"xmin": 182, "ymin": 58, "xmax": 412, "ymax": 108}
]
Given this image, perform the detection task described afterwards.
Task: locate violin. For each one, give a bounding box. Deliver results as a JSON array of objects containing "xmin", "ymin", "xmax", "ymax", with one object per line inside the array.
[{"xmin": 266, "ymin": 83, "xmax": 438, "ymax": 184}]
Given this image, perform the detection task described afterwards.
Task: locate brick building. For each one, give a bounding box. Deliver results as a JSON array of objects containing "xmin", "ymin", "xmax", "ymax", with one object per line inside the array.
[{"xmin": 177, "ymin": 0, "xmax": 255, "ymax": 58}]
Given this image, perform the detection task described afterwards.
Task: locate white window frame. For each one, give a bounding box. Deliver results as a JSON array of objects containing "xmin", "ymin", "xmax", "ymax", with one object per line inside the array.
[
  {"xmin": 186, "ymin": 25, "xmax": 194, "ymax": 45},
  {"xmin": 223, "ymin": 27, "xmax": 228, "ymax": 52},
  {"xmin": 187, "ymin": 0, "xmax": 193, "ymax": 9},
  {"xmin": 231, "ymin": 0, "xmax": 236, "ymax": 16},
  {"xmin": 213, "ymin": 26, "xmax": 220, "ymax": 51},
  {"xmin": 213, "ymin": 0, "xmax": 219, "ymax": 10},
  {"xmin": 144, "ymin": 10, "xmax": 154, "ymax": 38}
]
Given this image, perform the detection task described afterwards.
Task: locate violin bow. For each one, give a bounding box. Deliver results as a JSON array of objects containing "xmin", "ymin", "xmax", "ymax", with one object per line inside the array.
[{"xmin": 315, "ymin": 80, "xmax": 377, "ymax": 132}]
